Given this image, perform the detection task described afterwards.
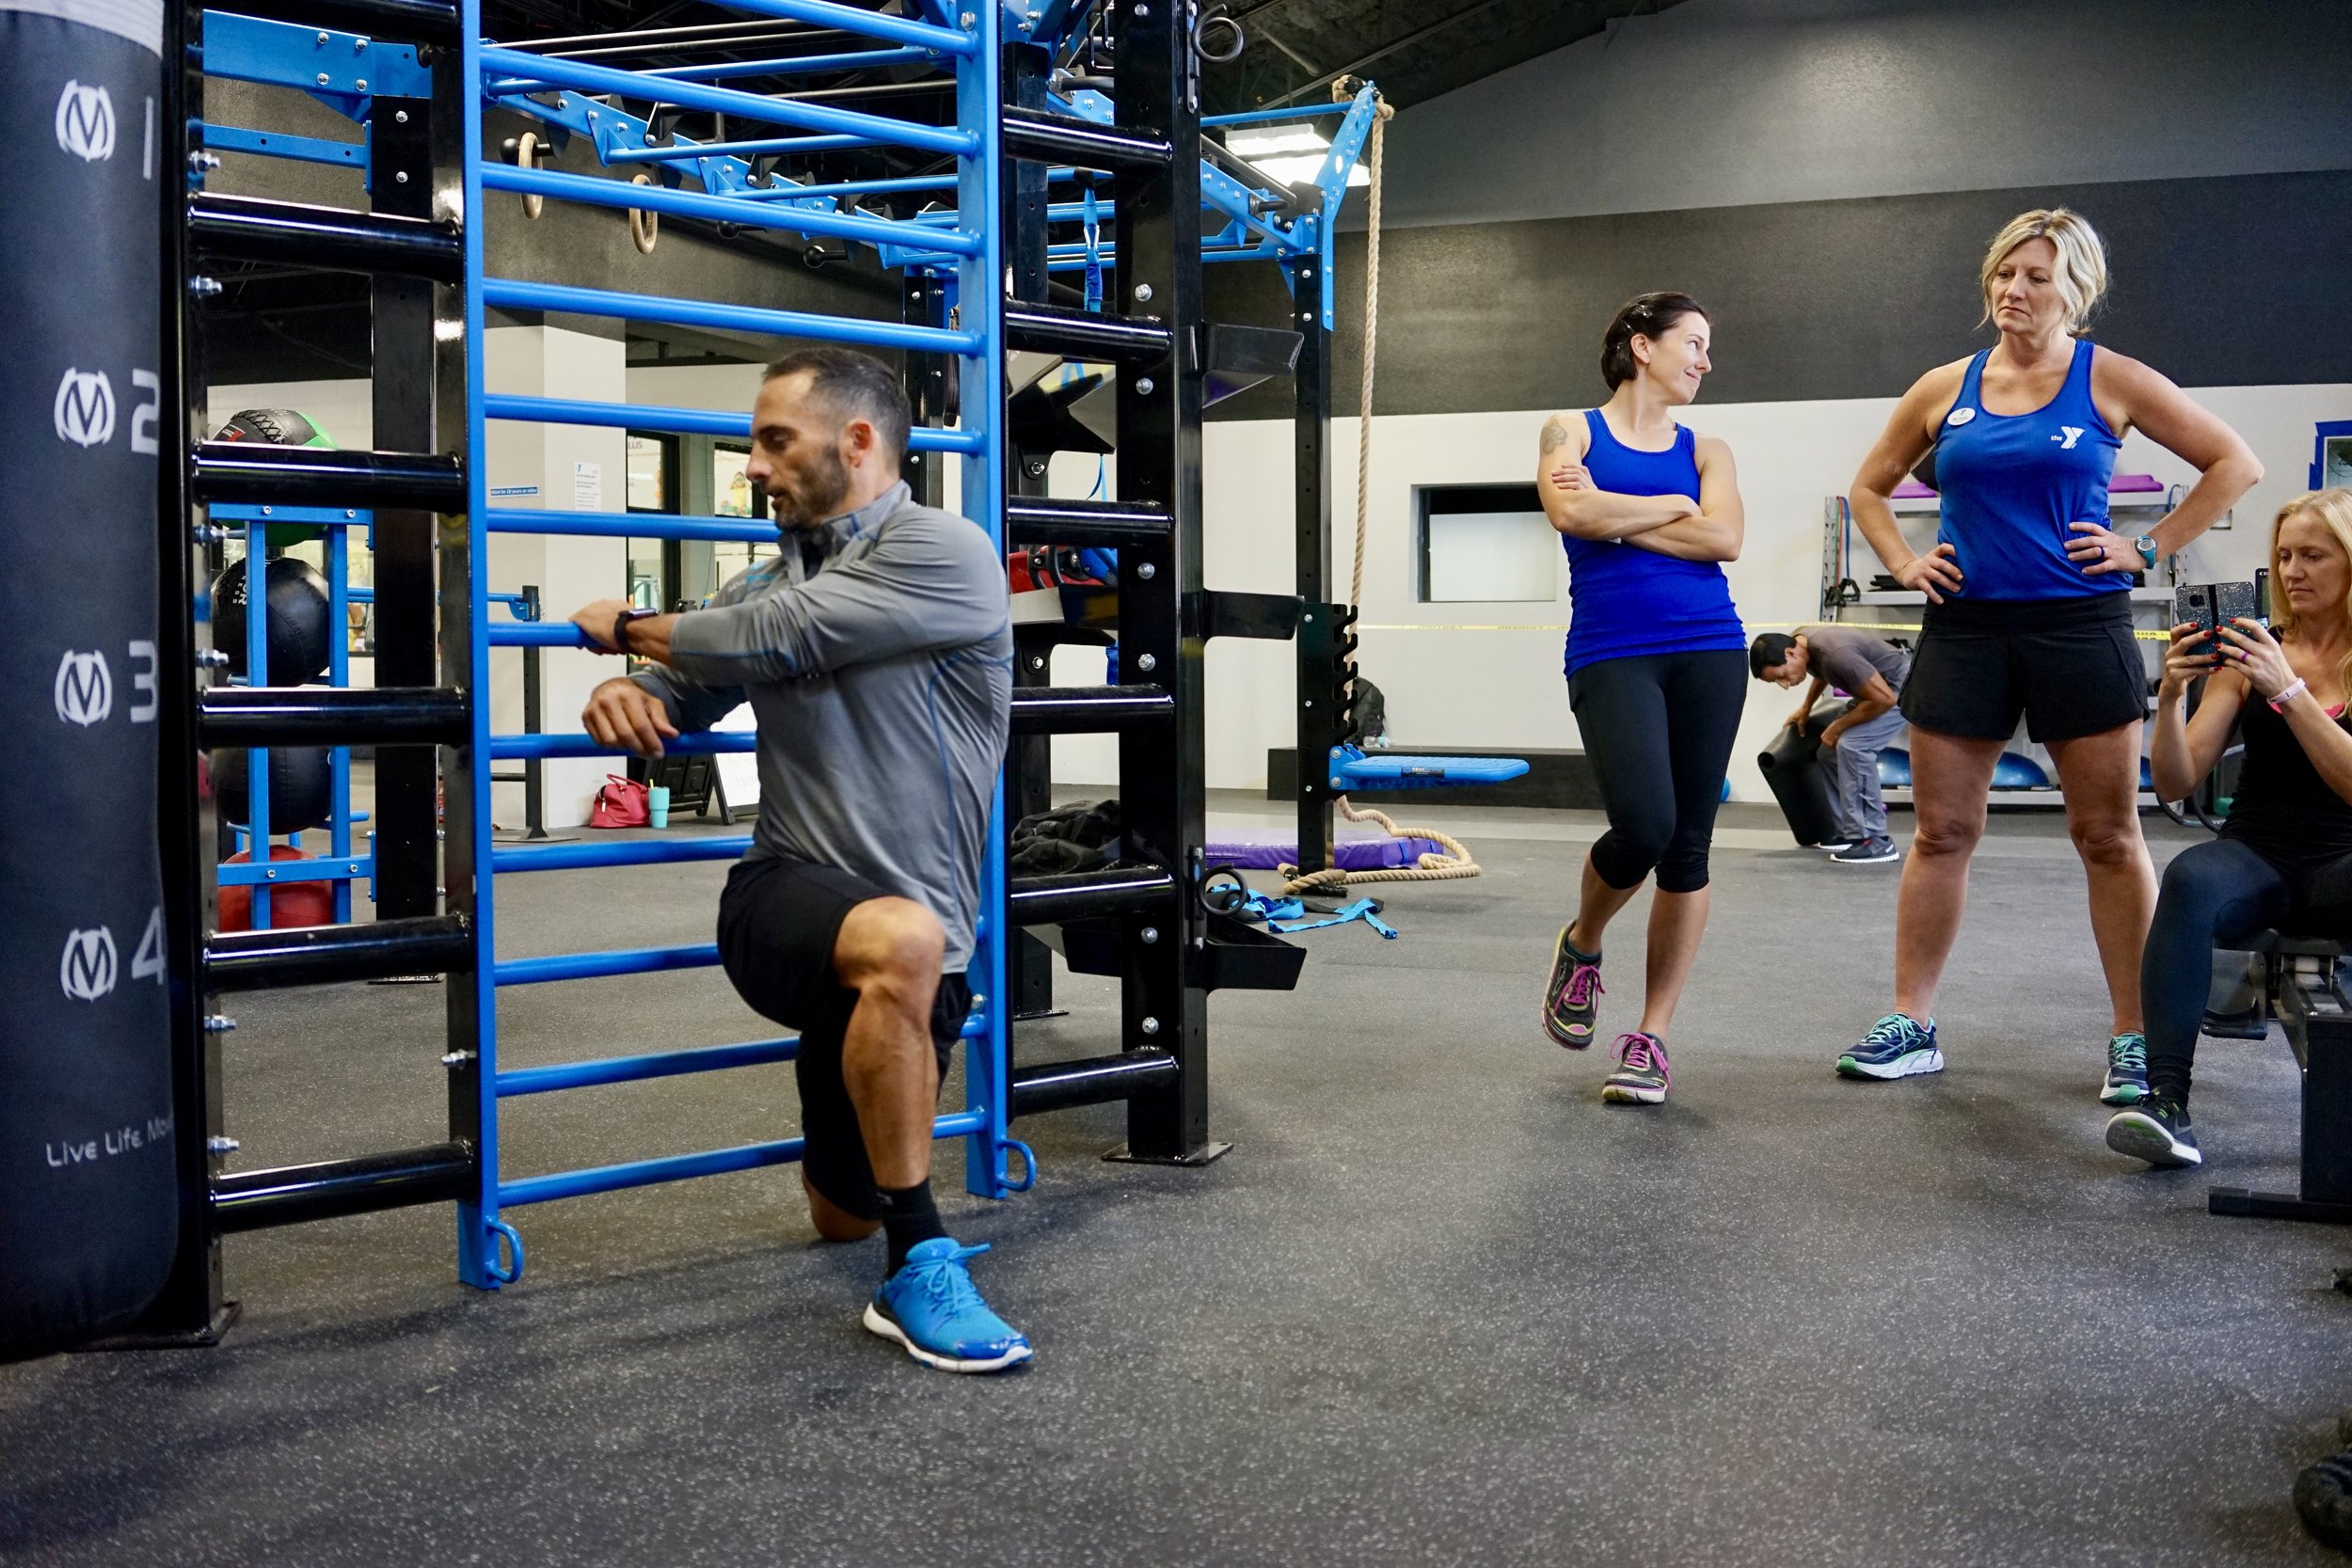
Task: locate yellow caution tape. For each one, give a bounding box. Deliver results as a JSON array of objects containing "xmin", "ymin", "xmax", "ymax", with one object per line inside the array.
[{"xmin": 1357, "ymin": 621, "xmax": 2179, "ymax": 641}]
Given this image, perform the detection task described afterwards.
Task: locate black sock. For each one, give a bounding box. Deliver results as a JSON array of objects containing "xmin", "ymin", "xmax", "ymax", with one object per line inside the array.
[{"xmin": 872, "ymin": 1180, "xmax": 946, "ymax": 1275}]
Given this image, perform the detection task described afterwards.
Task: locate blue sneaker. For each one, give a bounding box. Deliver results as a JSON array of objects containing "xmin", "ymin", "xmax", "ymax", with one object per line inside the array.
[
  {"xmin": 864, "ymin": 1238, "xmax": 1033, "ymax": 1374},
  {"xmin": 1837, "ymin": 1013, "xmax": 1943, "ymax": 1080},
  {"xmin": 2100, "ymin": 1031, "xmax": 2149, "ymax": 1105}
]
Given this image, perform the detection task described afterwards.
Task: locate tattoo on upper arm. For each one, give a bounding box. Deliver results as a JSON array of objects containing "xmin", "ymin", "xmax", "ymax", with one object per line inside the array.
[{"xmin": 1539, "ymin": 415, "xmax": 1571, "ymax": 457}]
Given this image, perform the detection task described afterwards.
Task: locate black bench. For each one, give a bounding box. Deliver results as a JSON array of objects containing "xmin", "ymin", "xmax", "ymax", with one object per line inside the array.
[{"xmin": 2207, "ymin": 930, "xmax": 2352, "ymax": 1223}]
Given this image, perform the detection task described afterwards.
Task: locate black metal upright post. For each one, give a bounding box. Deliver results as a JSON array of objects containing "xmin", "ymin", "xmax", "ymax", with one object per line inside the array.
[
  {"xmin": 1291, "ymin": 259, "xmax": 1335, "ymax": 877},
  {"xmin": 1113, "ymin": 0, "xmax": 1214, "ymax": 1162},
  {"xmin": 900, "ymin": 274, "xmax": 948, "ymax": 508},
  {"xmin": 1003, "ymin": 40, "xmax": 1060, "ymax": 1022},
  {"xmin": 369, "ymin": 90, "xmax": 440, "ymax": 922},
  {"xmin": 119, "ymin": 0, "xmax": 238, "ymax": 1345}
]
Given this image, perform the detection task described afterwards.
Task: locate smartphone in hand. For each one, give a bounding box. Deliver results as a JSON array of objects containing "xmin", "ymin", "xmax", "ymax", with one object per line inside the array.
[
  {"xmin": 2216, "ymin": 578, "xmax": 2263, "ymax": 629},
  {"xmin": 2174, "ymin": 584, "xmax": 2216, "ymax": 641}
]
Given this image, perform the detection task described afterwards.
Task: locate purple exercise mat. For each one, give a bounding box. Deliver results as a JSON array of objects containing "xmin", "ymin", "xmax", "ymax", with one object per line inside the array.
[{"xmin": 1204, "ymin": 826, "xmax": 1445, "ymax": 871}]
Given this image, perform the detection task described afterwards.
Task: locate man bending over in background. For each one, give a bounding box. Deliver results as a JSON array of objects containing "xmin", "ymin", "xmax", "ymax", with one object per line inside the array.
[{"xmin": 1752, "ymin": 626, "xmax": 1912, "ymax": 864}]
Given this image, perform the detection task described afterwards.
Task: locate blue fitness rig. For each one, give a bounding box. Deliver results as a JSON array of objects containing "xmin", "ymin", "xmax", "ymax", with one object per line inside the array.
[{"xmin": 138, "ymin": 0, "xmax": 1398, "ymax": 1338}]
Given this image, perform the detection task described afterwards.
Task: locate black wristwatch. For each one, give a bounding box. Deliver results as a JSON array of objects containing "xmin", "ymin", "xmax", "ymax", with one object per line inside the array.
[{"xmin": 611, "ymin": 607, "xmax": 656, "ymax": 655}]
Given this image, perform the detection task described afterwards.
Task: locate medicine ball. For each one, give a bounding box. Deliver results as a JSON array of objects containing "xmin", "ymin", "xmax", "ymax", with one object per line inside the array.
[
  {"xmin": 212, "ymin": 555, "xmax": 333, "ymax": 686},
  {"xmin": 215, "ymin": 847, "xmax": 336, "ymax": 932},
  {"xmin": 210, "ymin": 746, "xmax": 334, "ymax": 833},
  {"xmin": 211, "ymin": 409, "xmax": 336, "ymax": 544}
]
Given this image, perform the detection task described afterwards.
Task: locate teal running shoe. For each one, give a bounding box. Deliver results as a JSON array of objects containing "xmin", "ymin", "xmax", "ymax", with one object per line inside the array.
[
  {"xmin": 2100, "ymin": 1031, "xmax": 2149, "ymax": 1105},
  {"xmin": 1837, "ymin": 1013, "xmax": 1943, "ymax": 1080},
  {"xmin": 865, "ymin": 1238, "xmax": 1033, "ymax": 1374}
]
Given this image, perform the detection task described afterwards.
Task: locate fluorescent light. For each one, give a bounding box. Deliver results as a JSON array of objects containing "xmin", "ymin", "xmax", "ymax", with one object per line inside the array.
[
  {"xmin": 1226, "ymin": 127, "xmax": 1329, "ymax": 157},
  {"xmin": 1251, "ymin": 152, "xmax": 1371, "ymax": 187}
]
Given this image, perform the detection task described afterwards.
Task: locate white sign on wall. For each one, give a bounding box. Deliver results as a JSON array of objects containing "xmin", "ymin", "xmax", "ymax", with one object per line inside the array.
[{"xmin": 573, "ymin": 461, "xmax": 603, "ymax": 511}]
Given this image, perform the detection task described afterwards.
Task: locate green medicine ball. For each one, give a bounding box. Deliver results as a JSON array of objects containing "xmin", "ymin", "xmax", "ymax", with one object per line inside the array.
[{"xmin": 212, "ymin": 408, "xmax": 337, "ymax": 545}]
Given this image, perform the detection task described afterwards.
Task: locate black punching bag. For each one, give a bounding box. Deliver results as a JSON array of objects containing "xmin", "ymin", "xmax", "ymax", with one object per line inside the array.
[
  {"xmin": 1, "ymin": 0, "xmax": 178, "ymax": 1355},
  {"xmin": 1756, "ymin": 704, "xmax": 1849, "ymax": 848}
]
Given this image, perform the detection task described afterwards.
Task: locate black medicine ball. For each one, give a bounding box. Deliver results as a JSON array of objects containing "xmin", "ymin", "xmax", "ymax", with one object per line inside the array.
[
  {"xmin": 212, "ymin": 555, "xmax": 333, "ymax": 686},
  {"xmin": 210, "ymin": 746, "xmax": 336, "ymax": 833}
]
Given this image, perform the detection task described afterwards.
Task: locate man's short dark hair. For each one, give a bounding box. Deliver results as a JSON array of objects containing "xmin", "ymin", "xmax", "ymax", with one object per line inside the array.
[
  {"xmin": 764, "ymin": 346, "xmax": 911, "ymax": 461},
  {"xmin": 1749, "ymin": 631, "xmax": 1797, "ymax": 679}
]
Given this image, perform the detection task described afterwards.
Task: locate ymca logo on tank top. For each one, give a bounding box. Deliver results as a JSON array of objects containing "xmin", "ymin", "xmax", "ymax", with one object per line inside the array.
[{"xmin": 1931, "ymin": 338, "xmax": 2124, "ymax": 602}]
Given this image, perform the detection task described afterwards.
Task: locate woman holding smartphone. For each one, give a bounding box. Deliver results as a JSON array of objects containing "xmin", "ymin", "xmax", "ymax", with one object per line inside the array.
[
  {"xmin": 1833, "ymin": 208, "xmax": 2262, "ymax": 1099},
  {"xmin": 2112, "ymin": 489, "xmax": 2352, "ymax": 1165}
]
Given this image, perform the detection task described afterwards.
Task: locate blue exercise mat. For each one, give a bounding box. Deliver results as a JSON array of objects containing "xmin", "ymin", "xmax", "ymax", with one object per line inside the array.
[{"xmin": 1328, "ymin": 745, "xmax": 1530, "ymax": 790}]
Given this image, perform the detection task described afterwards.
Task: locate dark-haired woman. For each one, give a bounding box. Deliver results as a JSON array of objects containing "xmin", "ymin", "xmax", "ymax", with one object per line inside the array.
[
  {"xmin": 1534, "ymin": 292, "xmax": 1746, "ymax": 1106},
  {"xmin": 1834, "ymin": 208, "xmax": 2262, "ymax": 1096},
  {"xmin": 2110, "ymin": 489, "xmax": 2352, "ymax": 1167}
]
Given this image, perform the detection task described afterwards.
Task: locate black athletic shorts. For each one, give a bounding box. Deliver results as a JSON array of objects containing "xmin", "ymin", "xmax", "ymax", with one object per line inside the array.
[
  {"xmin": 1899, "ymin": 593, "xmax": 2147, "ymax": 745},
  {"xmin": 716, "ymin": 853, "xmax": 971, "ymax": 1220}
]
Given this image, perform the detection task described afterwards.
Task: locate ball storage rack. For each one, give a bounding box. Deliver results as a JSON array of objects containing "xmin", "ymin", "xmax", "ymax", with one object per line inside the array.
[{"xmin": 133, "ymin": 0, "xmax": 1371, "ymax": 1340}]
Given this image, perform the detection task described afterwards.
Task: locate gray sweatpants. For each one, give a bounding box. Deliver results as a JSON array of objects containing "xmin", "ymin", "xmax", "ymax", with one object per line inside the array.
[{"xmin": 1829, "ymin": 706, "xmax": 1908, "ymax": 844}]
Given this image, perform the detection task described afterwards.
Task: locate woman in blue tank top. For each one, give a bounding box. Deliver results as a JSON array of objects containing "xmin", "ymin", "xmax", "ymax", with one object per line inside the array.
[
  {"xmin": 1832, "ymin": 208, "xmax": 2263, "ymax": 1101},
  {"xmin": 1534, "ymin": 292, "xmax": 1747, "ymax": 1108}
]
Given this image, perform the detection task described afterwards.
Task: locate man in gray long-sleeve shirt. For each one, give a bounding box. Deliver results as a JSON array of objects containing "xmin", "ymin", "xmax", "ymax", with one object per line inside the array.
[{"xmin": 566, "ymin": 347, "xmax": 1023, "ymax": 1374}]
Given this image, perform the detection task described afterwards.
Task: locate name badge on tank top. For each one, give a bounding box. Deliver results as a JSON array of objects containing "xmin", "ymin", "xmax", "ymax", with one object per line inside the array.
[{"xmin": 1945, "ymin": 406, "xmax": 1976, "ymax": 428}]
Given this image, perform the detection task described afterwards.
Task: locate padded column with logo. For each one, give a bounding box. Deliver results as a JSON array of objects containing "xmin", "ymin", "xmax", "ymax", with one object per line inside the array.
[{"xmin": 0, "ymin": 0, "xmax": 178, "ymax": 1356}]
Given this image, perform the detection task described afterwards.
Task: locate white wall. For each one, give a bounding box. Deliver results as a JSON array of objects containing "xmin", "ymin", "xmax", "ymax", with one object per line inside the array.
[
  {"xmin": 1103, "ymin": 381, "xmax": 2352, "ymax": 800},
  {"xmin": 1377, "ymin": 0, "xmax": 2352, "ymax": 230},
  {"xmin": 628, "ymin": 361, "xmax": 767, "ymax": 417},
  {"xmin": 485, "ymin": 326, "xmax": 628, "ymax": 828}
]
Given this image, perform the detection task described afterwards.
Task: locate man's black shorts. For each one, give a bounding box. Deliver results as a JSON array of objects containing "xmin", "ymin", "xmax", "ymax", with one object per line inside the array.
[
  {"xmin": 1899, "ymin": 593, "xmax": 2148, "ymax": 745},
  {"xmin": 716, "ymin": 853, "xmax": 971, "ymax": 1220}
]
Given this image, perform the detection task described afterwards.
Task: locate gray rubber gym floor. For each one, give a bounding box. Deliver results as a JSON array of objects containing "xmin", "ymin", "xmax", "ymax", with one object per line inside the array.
[{"xmin": 6, "ymin": 800, "xmax": 2348, "ymax": 1567}]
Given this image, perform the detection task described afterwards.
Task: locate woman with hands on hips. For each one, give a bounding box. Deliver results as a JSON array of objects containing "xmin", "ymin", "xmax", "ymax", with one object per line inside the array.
[
  {"xmin": 2111, "ymin": 489, "xmax": 2352, "ymax": 1167},
  {"xmin": 1832, "ymin": 207, "xmax": 2262, "ymax": 1100},
  {"xmin": 1533, "ymin": 291, "xmax": 1747, "ymax": 1108}
]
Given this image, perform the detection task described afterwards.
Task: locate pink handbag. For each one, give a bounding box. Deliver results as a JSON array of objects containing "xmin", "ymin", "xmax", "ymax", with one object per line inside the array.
[{"xmin": 587, "ymin": 774, "xmax": 649, "ymax": 829}]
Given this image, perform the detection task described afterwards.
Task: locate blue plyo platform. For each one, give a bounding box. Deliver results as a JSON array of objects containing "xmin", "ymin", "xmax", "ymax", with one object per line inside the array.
[{"xmin": 1328, "ymin": 745, "xmax": 1531, "ymax": 791}]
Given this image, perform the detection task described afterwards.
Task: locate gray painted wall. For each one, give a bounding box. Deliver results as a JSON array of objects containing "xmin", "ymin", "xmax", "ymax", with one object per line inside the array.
[{"xmin": 1375, "ymin": 0, "xmax": 2352, "ymax": 230}]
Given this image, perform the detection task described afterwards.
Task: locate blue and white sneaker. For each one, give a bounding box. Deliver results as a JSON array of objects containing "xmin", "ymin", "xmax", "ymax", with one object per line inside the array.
[
  {"xmin": 865, "ymin": 1238, "xmax": 1033, "ymax": 1374},
  {"xmin": 2106, "ymin": 1096, "xmax": 2201, "ymax": 1168},
  {"xmin": 1836, "ymin": 1013, "xmax": 1943, "ymax": 1080},
  {"xmin": 2100, "ymin": 1031, "xmax": 2150, "ymax": 1105}
]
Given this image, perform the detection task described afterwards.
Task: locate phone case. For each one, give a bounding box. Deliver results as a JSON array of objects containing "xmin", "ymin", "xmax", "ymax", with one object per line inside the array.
[
  {"xmin": 2174, "ymin": 584, "xmax": 2215, "ymax": 634},
  {"xmin": 2215, "ymin": 581, "xmax": 2261, "ymax": 628}
]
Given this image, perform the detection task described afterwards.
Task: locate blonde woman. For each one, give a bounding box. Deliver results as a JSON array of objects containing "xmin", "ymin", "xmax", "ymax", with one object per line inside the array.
[
  {"xmin": 1835, "ymin": 208, "xmax": 2263, "ymax": 1093},
  {"xmin": 2111, "ymin": 490, "xmax": 2352, "ymax": 1165}
]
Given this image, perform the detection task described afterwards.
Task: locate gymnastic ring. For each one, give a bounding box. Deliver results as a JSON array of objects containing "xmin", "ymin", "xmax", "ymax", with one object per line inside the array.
[
  {"xmin": 516, "ymin": 131, "xmax": 545, "ymax": 219},
  {"xmin": 629, "ymin": 173, "xmax": 659, "ymax": 254}
]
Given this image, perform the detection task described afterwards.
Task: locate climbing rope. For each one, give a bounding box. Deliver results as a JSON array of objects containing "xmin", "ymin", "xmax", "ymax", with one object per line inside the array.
[{"xmin": 1284, "ymin": 86, "xmax": 1487, "ymax": 896}]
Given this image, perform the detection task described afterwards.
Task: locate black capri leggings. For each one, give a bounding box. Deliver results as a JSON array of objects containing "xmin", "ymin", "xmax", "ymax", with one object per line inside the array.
[
  {"xmin": 2144, "ymin": 836, "xmax": 2352, "ymax": 1105},
  {"xmin": 1568, "ymin": 649, "xmax": 1747, "ymax": 895}
]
